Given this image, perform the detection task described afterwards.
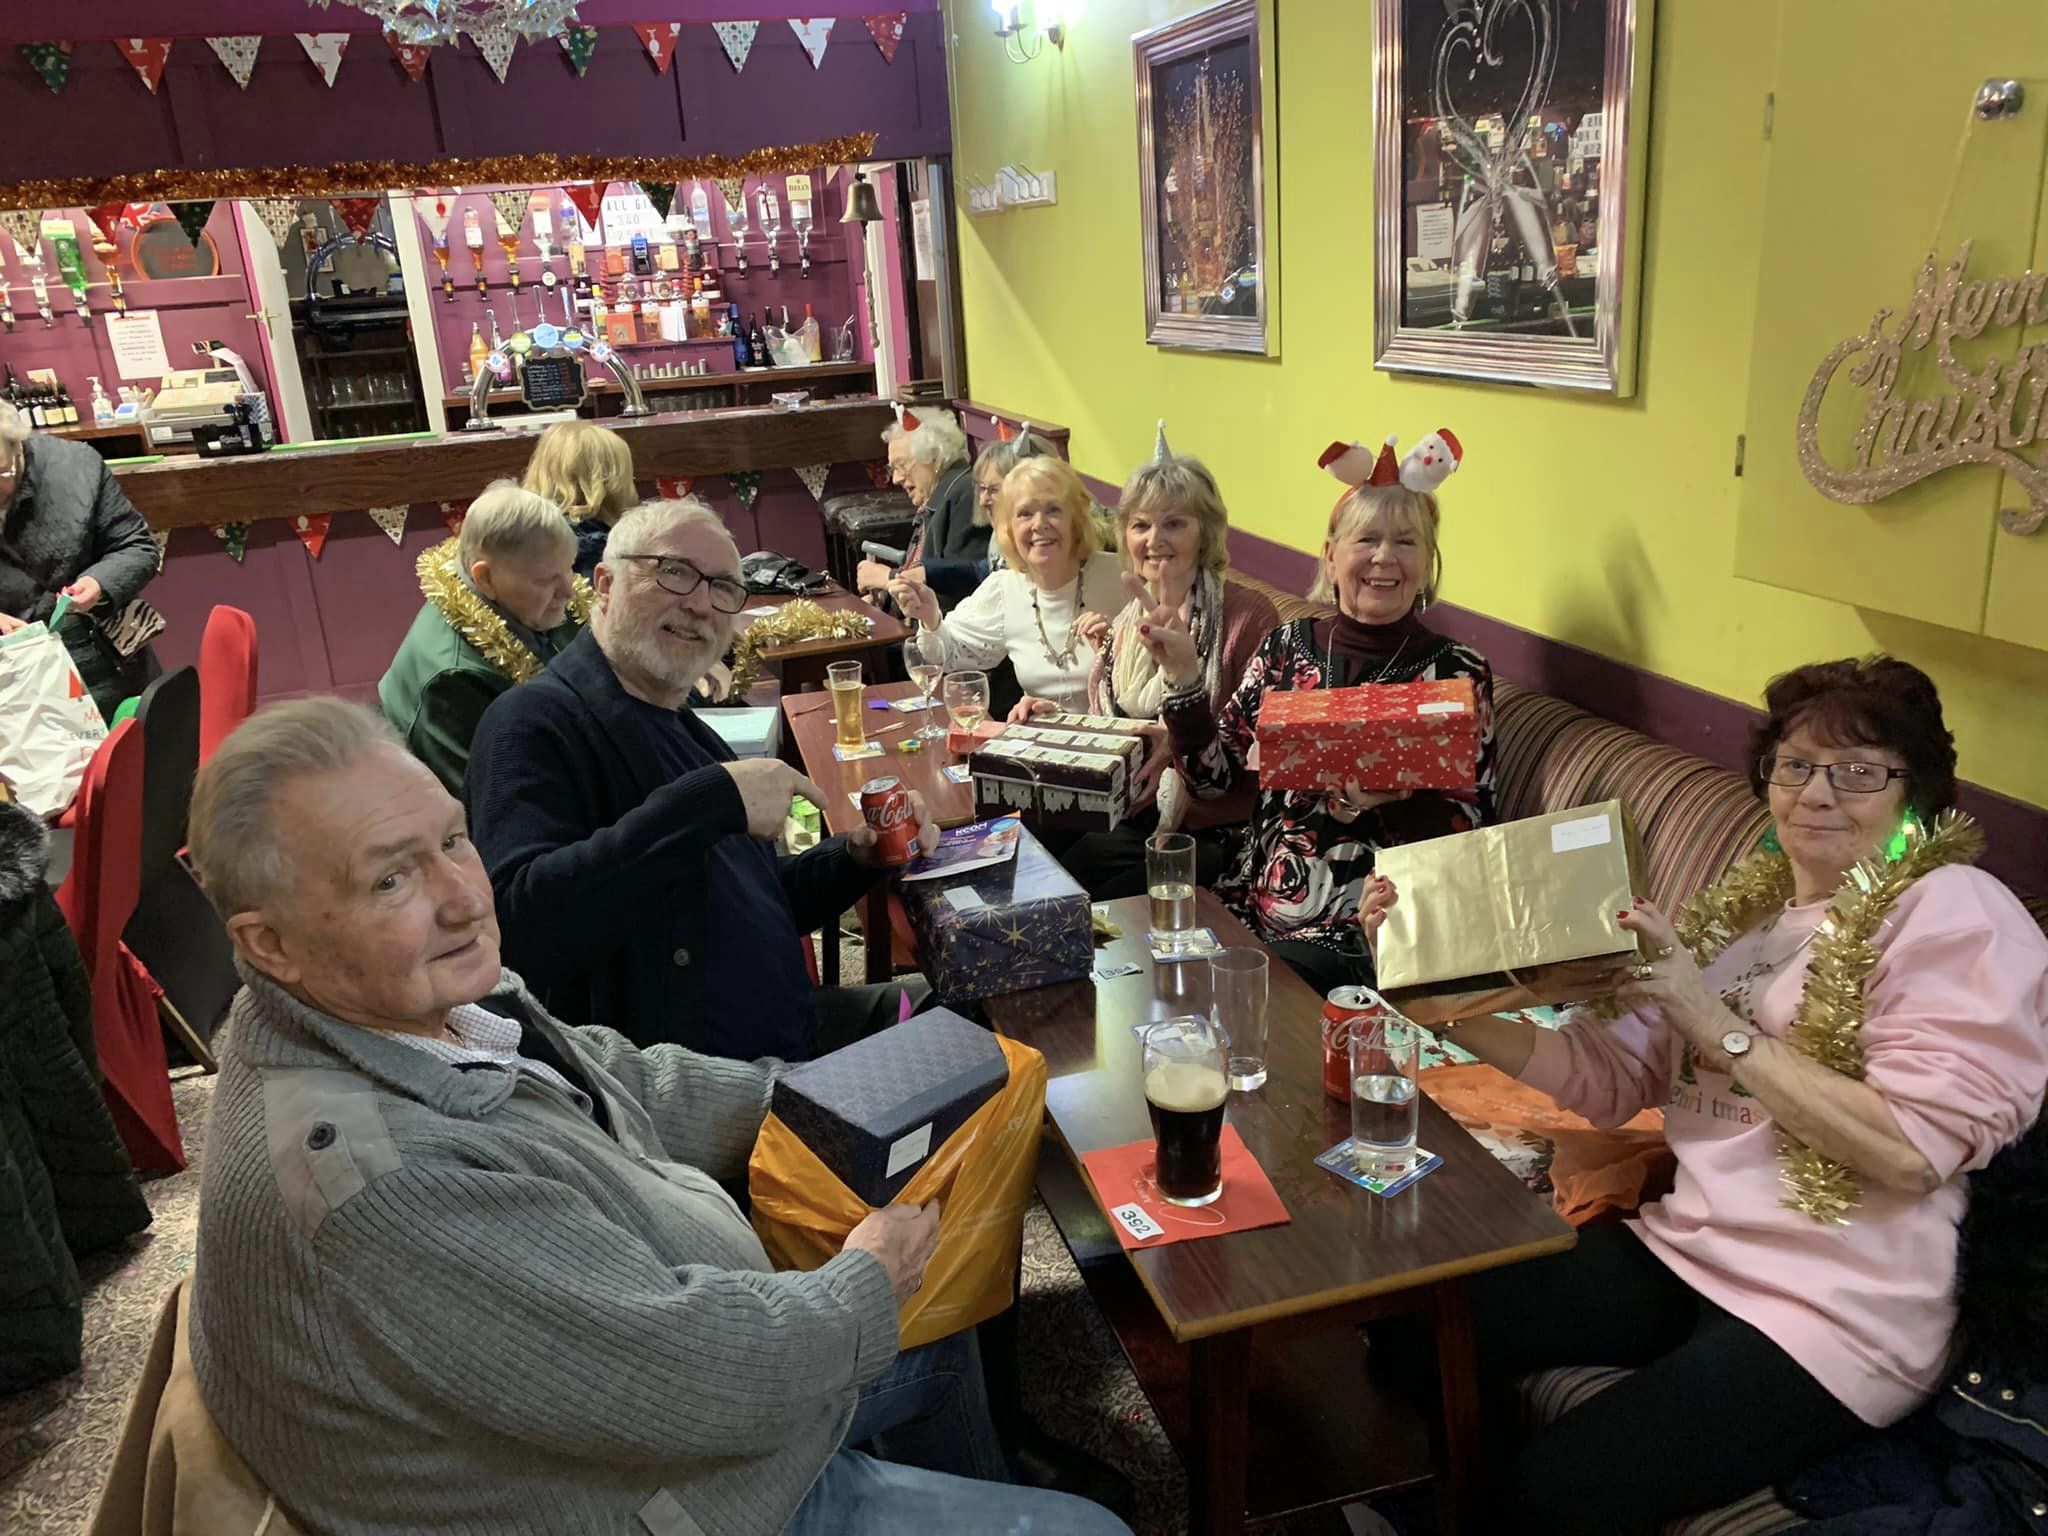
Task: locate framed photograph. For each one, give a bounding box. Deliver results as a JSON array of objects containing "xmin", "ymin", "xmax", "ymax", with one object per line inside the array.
[
  {"xmin": 1372, "ymin": 0, "xmax": 1652, "ymax": 394},
  {"xmin": 1133, "ymin": 0, "xmax": 1279, "ymax": 356}
]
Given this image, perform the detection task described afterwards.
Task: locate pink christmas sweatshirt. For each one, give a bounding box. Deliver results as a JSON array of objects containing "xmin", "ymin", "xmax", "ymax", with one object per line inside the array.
[{"xmin": 1520, "ymin": 863, "xmax": 2048, "ymax": 1425}]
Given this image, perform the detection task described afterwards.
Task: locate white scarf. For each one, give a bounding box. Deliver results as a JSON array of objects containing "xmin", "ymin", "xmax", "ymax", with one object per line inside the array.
[{"xmin": 1108, "ymin": 568, "xmax": 1222, "ymax": 719}]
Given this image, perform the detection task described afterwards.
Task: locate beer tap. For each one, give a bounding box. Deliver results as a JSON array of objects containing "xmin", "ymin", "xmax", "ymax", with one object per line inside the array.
[
  {"xmin": 1, "ymin": 285, "xmax": 14, "ymax": 332},
  {"xmin": 533, "ymin": 206, "xmax": 559, "ymax": 297},
  {"xmin": 726, "ymin": 190, "xmax": 750, "ymax": 278},
  {"xmin": 28, "ymin": 256, "xmax": 53, "ymax": 329}
]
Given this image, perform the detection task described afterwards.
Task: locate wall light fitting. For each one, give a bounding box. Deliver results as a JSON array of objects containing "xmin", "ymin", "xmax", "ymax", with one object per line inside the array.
[{"xmin": 991, "ymin": 1, "xmax": 1066, "ymax": 63}]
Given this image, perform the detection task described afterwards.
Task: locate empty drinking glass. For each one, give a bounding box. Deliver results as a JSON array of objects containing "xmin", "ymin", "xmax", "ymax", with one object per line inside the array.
[
  {"xmin": 1347, "ymin": 995, "xmax": 1419, "ymax": 1177},
  {"xmin": 1145, "ymin": 833, "xmax": 1196, "ymax": 951},
  {"xmin": 1210, "ymin": 948, "xmax": 1269, "ymax": 1091}
]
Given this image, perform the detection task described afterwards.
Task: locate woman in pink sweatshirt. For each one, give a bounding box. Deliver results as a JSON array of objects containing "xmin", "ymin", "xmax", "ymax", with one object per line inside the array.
[{"xmin": 1364, "ymin": 657, "xmax": 2048, "ymax": 1534}]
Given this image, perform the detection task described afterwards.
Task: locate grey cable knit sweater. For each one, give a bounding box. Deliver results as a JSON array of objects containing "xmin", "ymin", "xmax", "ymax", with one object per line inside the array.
[{"xmin": 189, "ymin": 966, "xmax": 901, "ymax": 1536}]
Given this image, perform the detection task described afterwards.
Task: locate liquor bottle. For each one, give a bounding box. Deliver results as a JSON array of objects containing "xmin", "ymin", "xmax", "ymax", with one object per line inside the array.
[
  {"xmin": 468, "ymin": 322, "xmax": 489, "ymax": 380},
  {"xmin": 801, "ymin": 303, "xmax": 822, "ymax": 363},
  {"xmin": 56, "ymin": 382, "xmax": 77, "ymax": 425},
  {"xmin": 731, "ymin": 303, "xmax": 752, "ymax": 368},
  {"xmin": 749, "ymin": 312, "xmax": 772, "ymax": 368},
  {"xmin": 27, "ymin": 381, "xmax": 47, "ymax": 428},
  {"xmin": 463, "ymin": 208, "xmax": 488, "ymax": 296}
]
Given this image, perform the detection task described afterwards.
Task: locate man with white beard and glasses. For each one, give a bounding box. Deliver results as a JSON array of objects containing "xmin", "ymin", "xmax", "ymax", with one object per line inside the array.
[{"xmin": 468, "ymin": 497, "xmax": 937, "ymax": 1060}]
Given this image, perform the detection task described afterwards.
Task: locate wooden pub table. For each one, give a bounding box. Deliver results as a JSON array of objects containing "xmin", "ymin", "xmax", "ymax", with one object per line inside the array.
[
  {"xmin": 737, "ymin": 582, "xmax": 908, "ymax": 693},
  {"xmin": 781, "ymin": 679, "xmax": 978, "ymax": 985},
  {"xmin": 985, "ymin": 890, "xmax": 1576, "ymax": 1536}
]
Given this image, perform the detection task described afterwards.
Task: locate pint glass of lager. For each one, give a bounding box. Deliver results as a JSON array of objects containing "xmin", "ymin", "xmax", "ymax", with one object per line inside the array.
[{"xmin": 1142, "ymin": 1017, "xmax": 1228, "ymax": 1207}]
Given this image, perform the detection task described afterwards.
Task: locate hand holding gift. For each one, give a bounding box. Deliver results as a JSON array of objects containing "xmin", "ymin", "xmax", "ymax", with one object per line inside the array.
[
  {"xmin": 1615, "ymin": 899, "xmax": 1734, "ymax": 1063},
  {"xmin": 844, "ymin": 1200, "xmax": 943, "ymax": 1304},
  {"xmin": 1358, "ymin": 871, "xmax": 1399, "ymax": 957},
  {"xmin": 1327, "ymin": 779, "xmax": 1413, "ymax": 823}
]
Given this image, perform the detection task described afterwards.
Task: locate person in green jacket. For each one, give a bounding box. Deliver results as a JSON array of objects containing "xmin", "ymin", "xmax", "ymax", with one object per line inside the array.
[{"xmin": 379, "ymin": 480, "xmax": 589, "ymax": 795}]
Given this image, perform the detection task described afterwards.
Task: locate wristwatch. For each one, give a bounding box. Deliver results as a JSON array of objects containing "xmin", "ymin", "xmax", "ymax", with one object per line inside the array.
[{"xmin": 1720, "ymin": 1027, "xmax": 1756, "ymax": 1061}]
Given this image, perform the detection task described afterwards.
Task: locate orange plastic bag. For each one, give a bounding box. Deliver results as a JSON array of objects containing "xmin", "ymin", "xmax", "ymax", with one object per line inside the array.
[{"xmin": 748, "ymin": 1033, "xmax": 1047, "ymax": 1349}]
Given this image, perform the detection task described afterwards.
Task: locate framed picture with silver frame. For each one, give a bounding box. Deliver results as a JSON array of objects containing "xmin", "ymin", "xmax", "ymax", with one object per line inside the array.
[
  {"xmin": 1372, "ymin": 0, "xmax": 1652, "ymax": 394},
  {"xmin": 1133, "ymin": 0, "xmax": 1279, "ymax": 356}
]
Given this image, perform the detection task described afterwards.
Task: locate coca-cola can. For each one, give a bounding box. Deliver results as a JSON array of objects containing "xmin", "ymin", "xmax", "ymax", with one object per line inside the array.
[
  {"xmin": 858, "ymin": 775, "xmax": 918, "ymax": 867},
  {"xmin": 1323, "ymin": 985, "xmax": 1377, "ymax": 1101}
]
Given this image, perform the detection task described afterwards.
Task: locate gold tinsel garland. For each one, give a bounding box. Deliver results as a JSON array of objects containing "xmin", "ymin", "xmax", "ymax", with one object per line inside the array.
[
  {"xmin": 417, "ymin": 537, "xmax": 593, "ymax": 684},
  {"xmin": 1668, "ymin": 810, "xmax": 1983, "ymax": 1223},
  {"xmin": 0, "ymin": 136, "xmax": 879, "ymax": 214},
  {"xmin": 727, "ymin": 598, "xmax": 873, "ymax": 698}
]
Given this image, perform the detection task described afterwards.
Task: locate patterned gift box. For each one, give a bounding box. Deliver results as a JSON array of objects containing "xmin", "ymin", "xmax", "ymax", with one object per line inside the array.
[
  {"xmin": 1255, "ymin": 678, "xmax": 1479, "ymax": 794},
  {"xmin": 900, "ymin": 825, "xmax": 1094, "ymax": 1005},
  {"xmin": 995, "ymin": 723, "xmax": 1147, "ymax": 780},
  {"xmin": 1033, "ymin": 709, "xmax": 1155, "ymax": 736},
  {"xmin": 770, "ymin": 1007, "xmax": 1009, "ymax": 1207},
  {"xmin": 969, "ymin": 735, "xmax": 1131, "ymax": 831}
]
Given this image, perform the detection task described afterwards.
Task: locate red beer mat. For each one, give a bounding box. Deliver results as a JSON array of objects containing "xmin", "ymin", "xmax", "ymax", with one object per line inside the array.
[{"xmin": 1079, "ymin": 1126, "xmax": 1291, "ymax": 1252}]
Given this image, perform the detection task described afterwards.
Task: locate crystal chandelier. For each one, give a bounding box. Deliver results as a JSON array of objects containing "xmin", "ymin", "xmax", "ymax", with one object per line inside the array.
[{"xmin": 304, "ymin": 0, "xmax": 585, "ymax": 48}]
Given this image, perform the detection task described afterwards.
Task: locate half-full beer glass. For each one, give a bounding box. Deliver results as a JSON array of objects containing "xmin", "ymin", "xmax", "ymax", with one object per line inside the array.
[
  {"xmin": 826, "ymin": 660, "xmax": 866, "ymax": 750},
  {"xmin": 1143, "ymin": 1017, "xmax": 1228, "ymax": 1206}
]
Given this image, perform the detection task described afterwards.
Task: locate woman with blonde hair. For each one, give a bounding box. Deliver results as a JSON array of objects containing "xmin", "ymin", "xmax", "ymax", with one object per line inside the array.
[
  {"xmin": 523, "ymin": 419, "xmax": 637, "ymax": 578},
  {"xmin": 891, "ymin": 456, "xmax": 1121, "ymax": 711},
  {"xmin": 1137, "ymin": 429, "xmax": 1497, "ymax": 994}
]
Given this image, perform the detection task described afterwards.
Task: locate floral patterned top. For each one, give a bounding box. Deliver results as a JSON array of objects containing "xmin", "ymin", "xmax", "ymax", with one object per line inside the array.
[{"xmin": 1162, "ymin": 616, "xmax": 1498, "ymax": 962}]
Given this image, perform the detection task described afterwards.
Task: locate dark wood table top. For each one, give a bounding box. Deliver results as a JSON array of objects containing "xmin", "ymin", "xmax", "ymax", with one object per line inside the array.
[
  {"xmin": 987, "ymin": 890, "xmax": 1575, "ymax": 1343},
  {"xmin": 738, "ymin": 583, "xmax": 909, "ymax": 660},
  {"xmin": 783, "ymin": 680, "xmax": 977, "ymax": 836}
]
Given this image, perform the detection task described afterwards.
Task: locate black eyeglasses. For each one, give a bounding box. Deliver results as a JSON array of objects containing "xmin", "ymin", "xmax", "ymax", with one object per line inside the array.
[
  {"xmin": 611, "ymin": 554, "xmax": 749, "ymax": 614},
  {"xmin": 1760, "ymin": 756, "xmax": 1908, "ymax": 795}
]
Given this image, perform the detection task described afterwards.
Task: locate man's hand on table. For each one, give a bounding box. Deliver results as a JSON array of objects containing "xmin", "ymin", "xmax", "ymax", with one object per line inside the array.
[
  {"xmin": 725, "ymin": 759, "xmax": 832, "ymax": 841},
  {"xmin": 847, "ymin": 788, "xmax": 941, "ymax": 865},
  {"xmin": 844, "ymin": 1201, "xmax": 942, "ymax": 1305}
]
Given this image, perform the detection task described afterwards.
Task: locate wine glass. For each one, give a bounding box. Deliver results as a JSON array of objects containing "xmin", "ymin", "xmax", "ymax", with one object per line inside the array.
[
  {"xmin": 909, "ymin": 661, "xmax": 946, "ymax": 742},
  {"xmin": 941, "ymin": 670, "xmax": 990, "ymax": 748}
]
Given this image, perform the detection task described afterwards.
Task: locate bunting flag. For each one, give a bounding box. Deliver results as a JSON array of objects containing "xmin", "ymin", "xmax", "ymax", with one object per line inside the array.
[
  {"xmin": 863, "ymin": 460, "xmax": 892, "ymax": 489},
  {"xmin": 634, "ymin": 22, "xmax": 681, "ymax": 73},
  {"xmin": 713, "ymin": 176, "xmax": 745, "ymax": 218},
  {"xmin": 21, "ymin": 42, "xmax": 74, "ymax": 94},
  {"xmin": 559, "ymin": 24, "xmax": 599, "ymax": 76},
  {"xmin": 795, "ymin": 463, "xmax": 831, "ymax": 503},
  {"xmin": 640, "ymin": 181, "xmax": 676, "ymax": 221},
  {"xmin": 655, "ymin": 475, "xmax": 694, "ymax": 500},
  {"xmin": 412, "ymin": 191, "xmax": 455, "ymax": 247},
  {"xmin": 333, "ymin": 196, "xmax": 382, "ymax": 242},
  {"xmin": 474, "ymin": 30, "xmax": 517, "ymax": 83},
  {"xmin": 713, "ymin": 20, "xmax": 758, "ymax": 72},
  {"xmin": 485, "ymin": 188, "xmax": 528, "ymax": 240},
  {"xmin": 173, "ymin": 201, "xmax": 215, "ymax": 246},
  {"xmin": 728, "ymin": 470, "xmax": 762, "ymax": 511},
  {"xmin": 562, "ymin": 181, "xmax": 608, "ymax": 231},
  {"xmin": 439, "ymin": 500, "xmax": 470, "ymax": 535},
  {"xmin": 206, "ymin": 35, "xmax": 263, "ymax": 89},
  {"xmin": 150, "ymin": 529, "xmax": 170, "ymax": 570},
  {"xmin": 250, "ymin": 196, "xmax": 300, "ymax": 248},
  {"xmin": 387, "ymin": 33, "xmax": 432, "ymax": 82},
  {"xmin": 292, "ymin": 513, "xmax": 332, "ymax": 560},
  {"xmin": 86, "ymin": 203, "xmax": 128, "ymax": 247},
  {"xmin": 865, "ymin": 13, "xmax": 908, "ymax": 64},
  {"xmin": 0, "ymin": 211, "xmax": 41, "ymax": 260},
  {"xmin": 789, "ymin": 18, "xmax": 833, "ymax": 70},
  {"xmin": 115, "ymin": 37, "xmax": 173, "ymax": 93},
  {"xmin": 213, "ymin": 522, "xmax": 250, "ymax": 563},
  {"xmin": 367, "ymin": 506, "xmax": 409, "ymax": 546},
  {"xmin": 296, "ymin": 32, "xmax": 350, "ymax": 86}
]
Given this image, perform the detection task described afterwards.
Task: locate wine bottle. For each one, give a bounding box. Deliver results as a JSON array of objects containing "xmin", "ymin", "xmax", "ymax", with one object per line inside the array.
[
  {"xmin": 57, "ymin": 382, "xmax": 77, "ymax": 425},
  {"xmin": 750, "ymin": 312, "xmax": 772, "ymax": 369}
]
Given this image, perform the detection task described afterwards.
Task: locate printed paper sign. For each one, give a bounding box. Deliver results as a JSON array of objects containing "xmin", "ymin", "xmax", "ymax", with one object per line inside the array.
[
  {"xmin": 1416, "ymin": 700, "xmax": 1468, "ymax": 715},
  {"xmin": 885, "ymin": 1122, "xmax": 933, "ymax": 1178},
  {"xmin": 1550, "ymin": 814, "xmax": 1614, "ymax": 854},
  {"xmin": 1415, "ymin": 202, "xmax": 1456, "ymax": 263},
  {"xmin": 107, "ymin": 310, "xmax": 171, "ymax": 380}
]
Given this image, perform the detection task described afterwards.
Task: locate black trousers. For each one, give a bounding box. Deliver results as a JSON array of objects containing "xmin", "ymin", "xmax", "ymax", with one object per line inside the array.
[
  {"xmin": 1051, "ymin": 808, "xmax": 1241, "ymax": 902},
  {"xmin": 1268, "ymin": 937, "xmax": 1370, "ymax": 998},
  {"xmin": 1373, "ymin": 1222, "xmax": 1865, "ymax": 1534}
]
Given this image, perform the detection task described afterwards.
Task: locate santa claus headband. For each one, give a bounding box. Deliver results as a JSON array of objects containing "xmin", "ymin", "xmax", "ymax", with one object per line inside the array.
[{"xmin": 1317, "ymin": 428, "xmax": 1463, "ymax": 496}]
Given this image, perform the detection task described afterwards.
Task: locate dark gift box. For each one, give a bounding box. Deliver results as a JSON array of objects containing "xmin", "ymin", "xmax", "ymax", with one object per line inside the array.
[
  {"xmin": 771, "ymin": 1008, "xmax": 1011, "ymax": 1207},
  {"xmin": 969, "ymin": 735, "xmax": 1131, "ymax": 832},
  {"xmin": 900, "ymin": 825, "xmax": 1094, "ymax": 1005}
]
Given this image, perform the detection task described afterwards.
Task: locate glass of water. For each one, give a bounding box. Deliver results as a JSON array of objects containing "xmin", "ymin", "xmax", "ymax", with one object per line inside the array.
[
  {"xmin": 1347, "ymin": 994, "xmax": 1419, "ymax": 1177},
  {"xmin": 1146, "ymin": 832, "xmax": 1196, "ymax": 950},
  {"xmin": 1210, "ymin": 948, "xmax": 1269, "ymax": 1091}
]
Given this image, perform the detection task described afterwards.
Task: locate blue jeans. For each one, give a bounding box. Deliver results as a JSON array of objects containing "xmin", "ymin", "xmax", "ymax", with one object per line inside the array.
[{"xmin": 786, "ymin": 1331, "xmax": 1133, "ymax": 1536}]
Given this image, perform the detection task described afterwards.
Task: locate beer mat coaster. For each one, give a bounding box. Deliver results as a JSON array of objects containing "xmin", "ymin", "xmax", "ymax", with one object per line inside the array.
[
  {"xmin": 832, "ymin": 741, "xmax": 885, "ymax": 762},
  {"xmin": 886, "ymin": 697, "xmax": 930, "ymax": 711},
  {"xmin": 1080, "ymin": 1127, "xmax": 1290, "ymax": 1251},
  {"xmin": 1093, "ymin": 960, "xmax": 1142, "ymax": 983},
  {"xmin": 1148, "ymin": 928, "xmax": 1221, "ymax": 963},
  {"xmin": 942, "ymin": 764, "xmax": 972, "ymax": 784},
  {"xmin": 1316, "ymin": 1140, "xmax": 1444, "ymax": 1197}
]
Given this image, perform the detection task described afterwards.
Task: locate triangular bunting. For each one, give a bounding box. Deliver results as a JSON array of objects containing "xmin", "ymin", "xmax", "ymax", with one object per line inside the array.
[
  {"xmin": 412, "ymin": 192, "xmax": 455, "ymax": 245},
  {"xmin": 559, "ymin": 24, "xmax": 599, "ymax": 76},
  {"xmin": 86, "ymin": 203, "xmax": 128, "ymax": 248},
  {"xmin": 728, "ymin": 471, "xmax": 762, "ymax": 511},
  {"xmin": 21, "ymin": 42, "xmax": 73, "ymax": 94},
  {"xmin": 655, "ymin": 476, "xmax": 694, "ymax": 500},
  {"xmin": 640, "ymin": 182, "xmax": 676, "ymax": 221},
  {"xmin": 250, "ymin": 196, "xmax": 299, "ymax": 248},
  {"xmin": 333, "ymin": 197, "xmax": 381, "ymax": 242},
  {"xmin": 563, "ymin": 181, "xmax": 607, "ymax": 232},
  {"xmin": 865, "ymin": 13, "xmax": 908, "ymax": 64},
  {"xmin": 795, "ymin": 464, "xmax": 832, "ymax": 503},
  {"xmin": 212, "ymin": 522, "xmax": 249, "ymax": 563},
  {"xmin": 486, "ymin": 189, "xmax": 528, "ymax": 240},
  {"xmin": 634, "ymin": 22, "xmax": 681, "ymax": 73},
  {"xmin": 387, "ymin": 33, "xmax": 432, "ymax": 82},
  {"xmin": 473, "ymin": 30, "xmax": 517, "ymax": 83},
  {"xmin": 206, "ymin": 35, "xmax": 262, "ymax": 89},
  {"xmin": 368, "ymin": 506, "xmax": 409, "ymax": 545},
  {"xmin": 713, "ymin": 20, "xmax": 758, "ymax": 73},
  {"xmin": 173, "ymin": 201, "xmax": 215, "ymax": 246},
  {"xmin": 150, "ymin": 529, "xmax": 170, "ymax": 569},
  {"xmin": 296, "ymin": 32, "xmax": 350, "ymax": 87},
  {"xmin": 115, "ymin": 37, "xmax": 173, "ymax": 93},
  {"xmin": 293, "ymin": 513, "xmax": 332, "ymax": 560},
  {"xmin": 789, "ymin": 18, "xmax": 834, "ymax": 70},
  {"xmin": 439, "ymin": 500, "xmax": 470, "ymax": 535},
  {"xmin": 714, "ymin": 176, "xmax": 745, "ymax": 217},
  {"xmin": 864, "ymin": 460, "xmax": 891, "ymax": 489}
]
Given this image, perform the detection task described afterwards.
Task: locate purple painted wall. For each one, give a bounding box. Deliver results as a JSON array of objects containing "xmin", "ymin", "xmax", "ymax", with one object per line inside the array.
[{"xmin": 4, "ymin": 2, "xmax": 938, "ymax": 37}]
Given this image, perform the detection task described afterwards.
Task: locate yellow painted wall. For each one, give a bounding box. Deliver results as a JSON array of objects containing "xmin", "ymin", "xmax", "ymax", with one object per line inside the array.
[{"xmin": 945, "ymin": 0, "xmax": 2048, "ymax": 809}]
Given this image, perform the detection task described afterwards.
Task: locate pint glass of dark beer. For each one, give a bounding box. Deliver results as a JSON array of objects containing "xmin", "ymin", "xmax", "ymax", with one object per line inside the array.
[{"xmin": 1142, "ymin": 1017, "xmax": 1228, "ymax": 1207}]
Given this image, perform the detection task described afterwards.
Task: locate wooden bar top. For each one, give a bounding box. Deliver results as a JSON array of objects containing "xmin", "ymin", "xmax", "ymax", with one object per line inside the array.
[{"xmin": 114, "ymin": 395, "xmax": 891, "ymax": 533}]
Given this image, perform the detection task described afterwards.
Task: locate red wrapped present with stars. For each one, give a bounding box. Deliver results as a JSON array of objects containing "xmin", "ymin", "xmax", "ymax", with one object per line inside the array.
[{"xmin": 1255, "ymin": 677, "xmax": 1480, "ymax": 795}]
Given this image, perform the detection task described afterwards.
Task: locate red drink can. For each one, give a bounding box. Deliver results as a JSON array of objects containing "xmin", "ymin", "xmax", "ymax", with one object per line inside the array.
[
  {"xmin": 1323, "ymin": 985, "xmax": 1375, "ymax": 1101},
  {"xmin": 858, "ymin": 775, "xmax": 918, "ymax": 867}
]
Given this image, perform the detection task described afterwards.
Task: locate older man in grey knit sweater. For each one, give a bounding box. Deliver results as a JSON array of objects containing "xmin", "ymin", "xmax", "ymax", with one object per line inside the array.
[{"xmin": 183, "ymin": 697, "xmax": 1130, "ymax": 1536}]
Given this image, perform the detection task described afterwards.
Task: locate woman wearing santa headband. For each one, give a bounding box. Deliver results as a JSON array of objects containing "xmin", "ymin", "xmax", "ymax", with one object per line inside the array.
[{"xmin": 1137, "ymin": 428, "xmax": 1497, "ymax": 994}]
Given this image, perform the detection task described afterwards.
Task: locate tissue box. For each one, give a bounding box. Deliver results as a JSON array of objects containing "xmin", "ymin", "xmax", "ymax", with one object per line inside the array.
[
  {"xmin": 1256, "ymin": 678, "xmax": 1480, "ymax": 795},
  {"xmin": 900, "ymin": 825, "xmax": 1093, "ymax": 1004},
  {"xmin": 969, "ymin": 734, "xmax": 1131, "ymax": 832},
  {"xmin": 1371, "ymin": 799, "xmax": 1646, "ymax": 991},
  {"xmin": 770, "ymin": 1008, "xmax": 1010, "ymax": 1207}
]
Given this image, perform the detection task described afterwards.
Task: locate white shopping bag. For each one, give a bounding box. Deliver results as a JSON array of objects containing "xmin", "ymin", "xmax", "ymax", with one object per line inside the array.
[{"xmin": 0, "ymin": 622, "xmax": 109, "ymax": 817}]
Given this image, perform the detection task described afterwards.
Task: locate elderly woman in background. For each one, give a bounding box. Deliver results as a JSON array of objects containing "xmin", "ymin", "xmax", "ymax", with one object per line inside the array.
[
  {"xmin": 1360, "ymin": 656, "xmax": 2048, "ymax": 1534},
  {"xmin": 859, "ymin": 407, "xmax": 984, "ymax": 609},
  {"xmin": 1138, "ymin": 431, "xmax": 1495, "ymax": 995},
  {"xmin": 380, "ymin": 480, "xmax": 587, "ymax": 794},
  {"xmin": 1015, "ymin": 425, "xmax": 1279, "ymax": 900},
  {"xmin": 523, "ymin": 418, "xmax": 637, "ymax": 578},
  {"xmin": 0, "ymin": 399, "xmax": 161, "ymax": 715},
  {"xmin": 957, "ymin": 424, "xmax": 1055, "ymax": 583},
  {"xmin": 893, "ymin": 456, "xmax": 1122, "ymax": 714}
]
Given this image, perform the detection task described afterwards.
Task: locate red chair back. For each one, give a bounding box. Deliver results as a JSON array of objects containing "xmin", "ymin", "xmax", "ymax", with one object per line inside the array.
[
  {"xmin": 198, "ymin": 605, "xmax": 258, "ymax": 764},
  {"xmin": 58, "ymin": 717, "xmax": 145, "ymax": 987}
]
